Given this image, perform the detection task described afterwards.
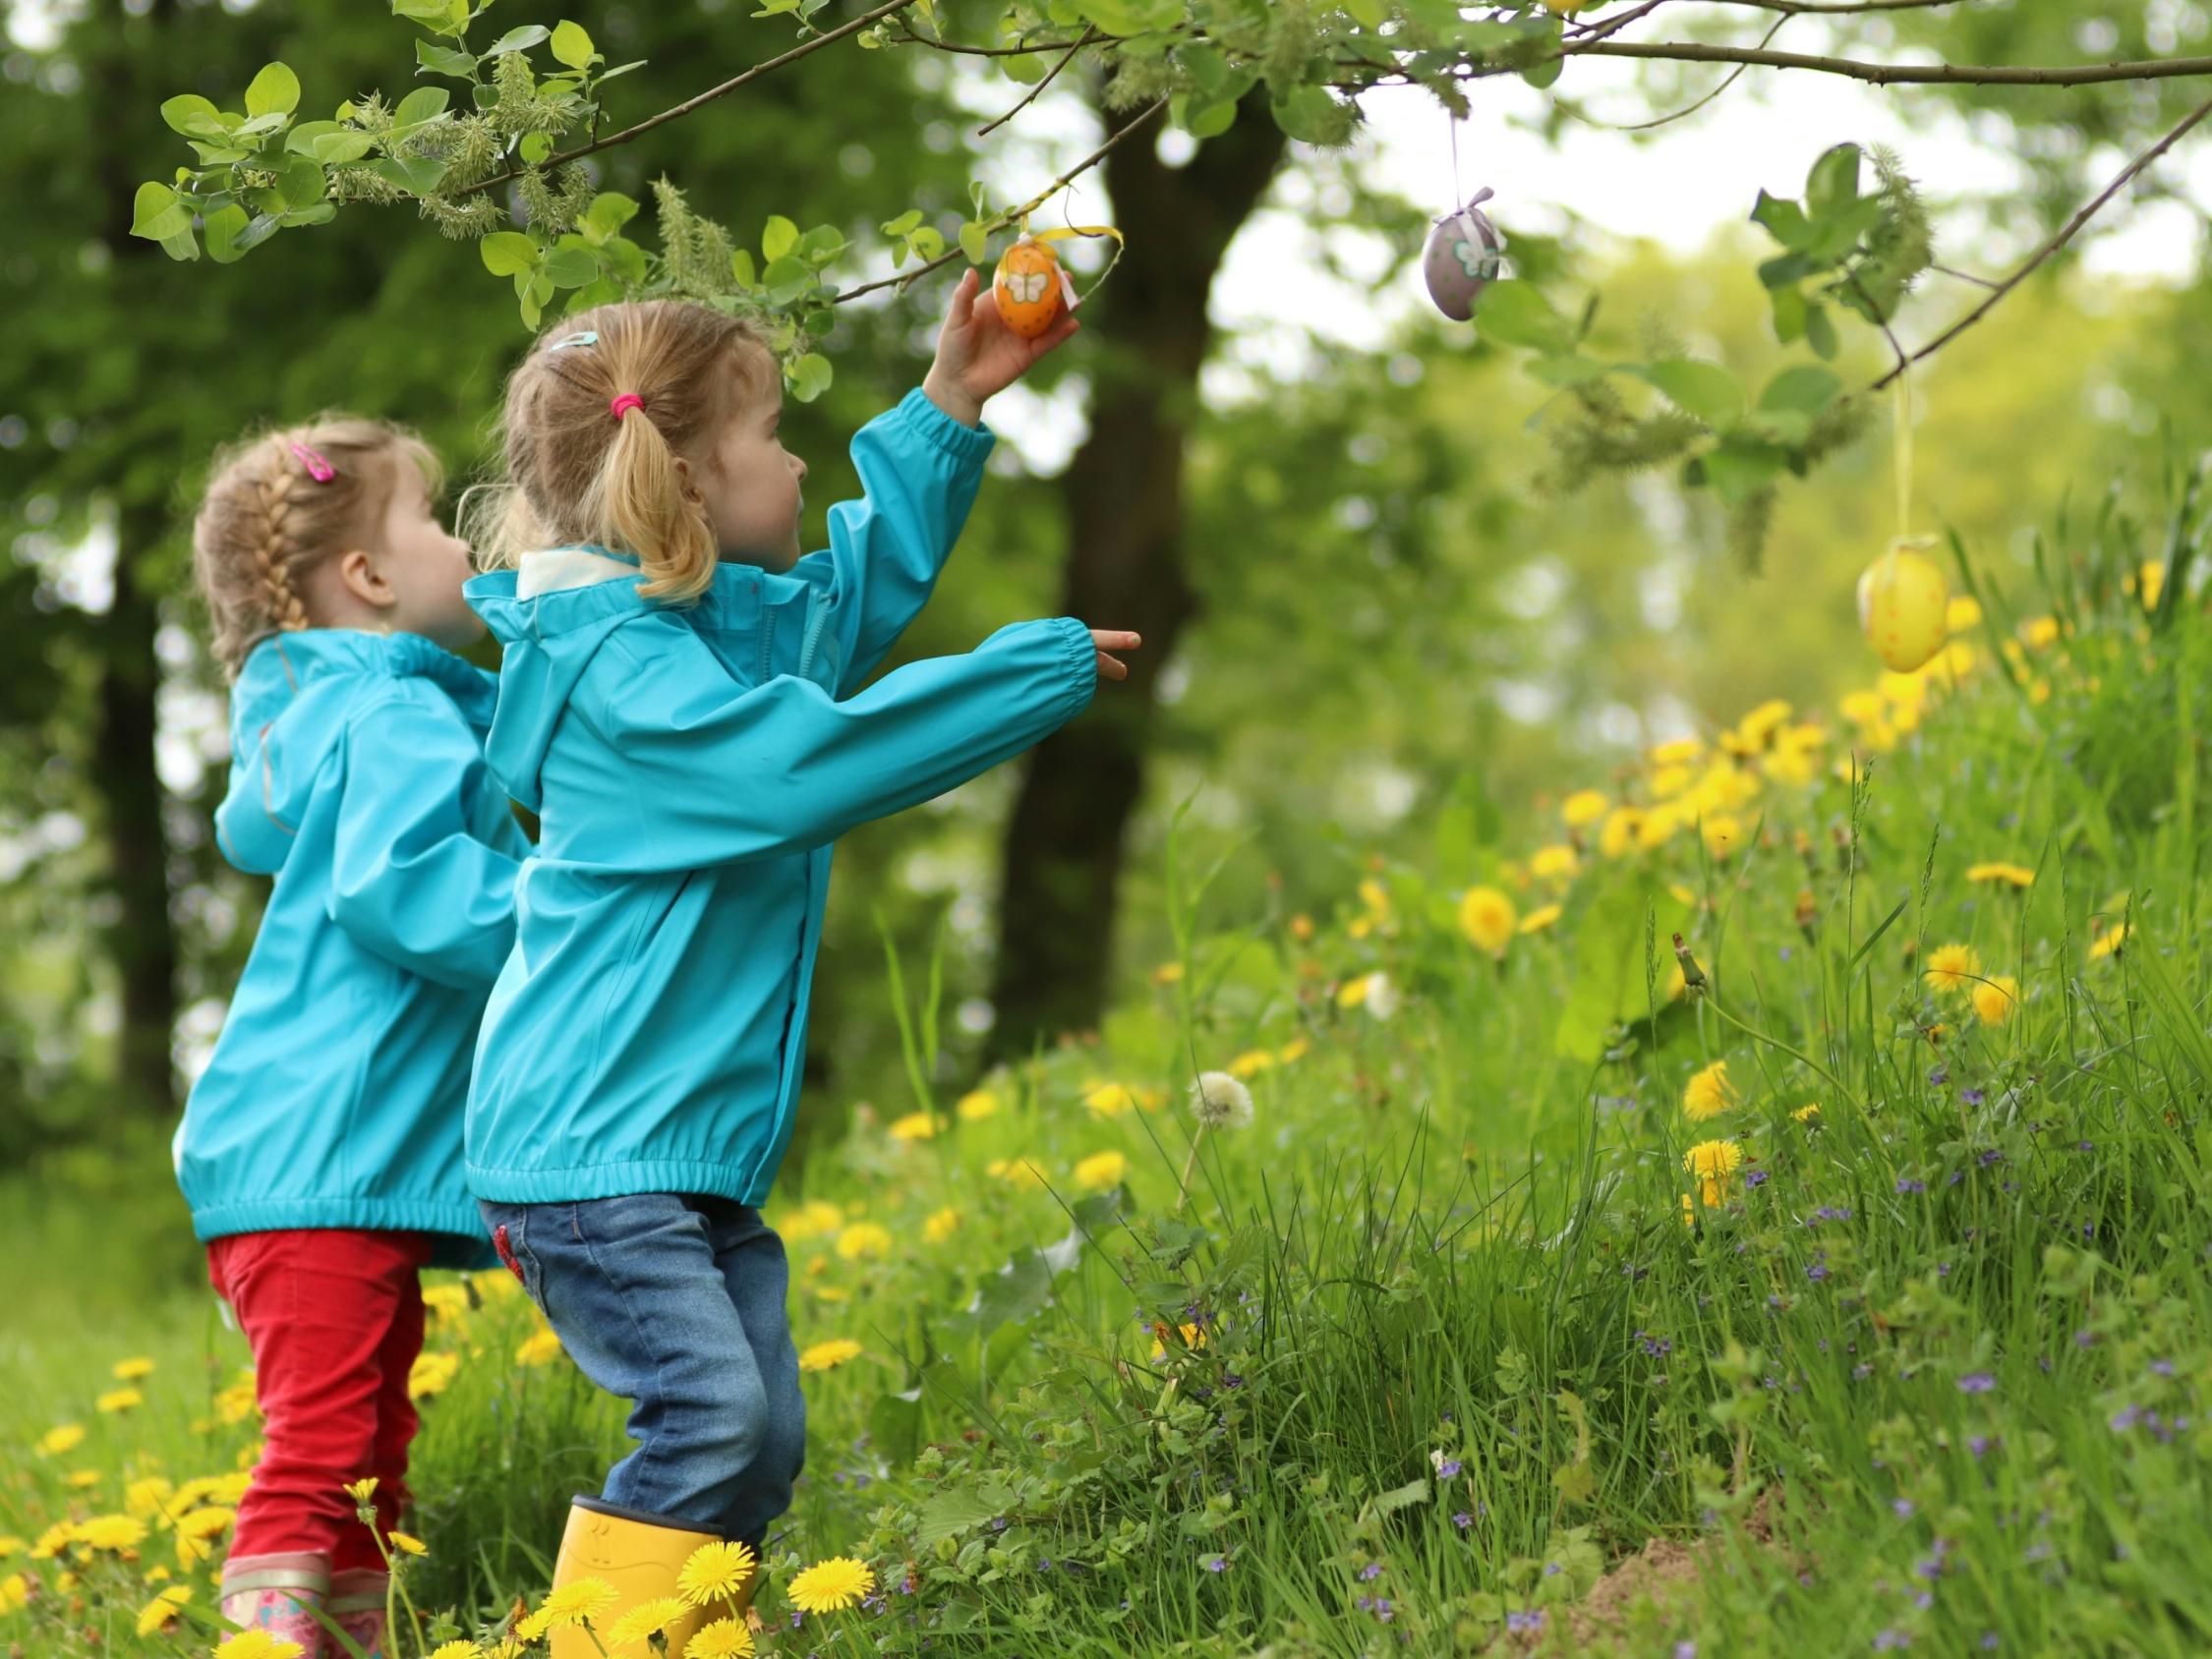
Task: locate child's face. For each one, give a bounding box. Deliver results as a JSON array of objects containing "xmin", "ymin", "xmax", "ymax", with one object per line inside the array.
[
  {"xmin": 694, "ymin": 357, "xmax": 808, "ymax": 573},
  {"xmin": 376, "ymin": 467, "xmax": 484, "ymax": 649}
]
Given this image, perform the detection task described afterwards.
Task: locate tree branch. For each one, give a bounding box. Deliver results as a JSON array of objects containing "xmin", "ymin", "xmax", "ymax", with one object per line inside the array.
[
  {"xmin": 1693, "ymin": 0, "xmax": 1969, "ymax": 12},
  {"xmin": 460, "ymin": 0, "xmax": 923, "ymax": 197},
  {"xmin": 1872, "ymin": 92, "xmax": 2212, "ymax": 390},
  {"xmin": 829, "ymin": 97, "xmax": 1169, "ymax": 305},
  {"xmin": 1575, "ymin": 40, "xmax": 2212, "ymax": 86},
  {"xmin": 977, "ymin": 29, "xmax": 1101, "ymax": 139}
]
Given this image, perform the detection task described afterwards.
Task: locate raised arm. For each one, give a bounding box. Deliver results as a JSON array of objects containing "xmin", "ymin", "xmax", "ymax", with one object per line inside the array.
[
  {"xmin": 554, "ymin": 615, "xmax": 1099, "ymax": 873},
  {"xmin": 327, "ymin": 687, "xmax": 522, "ymax": 990}
]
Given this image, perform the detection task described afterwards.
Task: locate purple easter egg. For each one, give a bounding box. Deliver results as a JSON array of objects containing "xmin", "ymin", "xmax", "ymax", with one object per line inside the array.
[{"xmin": 1423, "ymin": 189, "xmax": 1505, "ymax": 322}]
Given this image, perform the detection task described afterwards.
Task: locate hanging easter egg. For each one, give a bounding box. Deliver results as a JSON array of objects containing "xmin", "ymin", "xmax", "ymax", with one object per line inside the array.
[
  {"xmin": 993, "ymin": 235, "xmax": 1078, "ymax": 340},
  {"xmin": 1856, "ymin": 543, "xmax": 1950, "ymax": 672},
  {"xmin": 1423, "ymin": 187, "xmax": 1506, "ymax": 322}
]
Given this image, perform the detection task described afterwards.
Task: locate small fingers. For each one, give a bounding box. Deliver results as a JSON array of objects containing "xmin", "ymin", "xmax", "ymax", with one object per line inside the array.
[
  {"xmin": 1094, "ymin": 651, "xmax": 1128, "ymax": 681},
  {"xmin": 1087, "ymin": 629, "xmax": 1141, "ymax": 651}
]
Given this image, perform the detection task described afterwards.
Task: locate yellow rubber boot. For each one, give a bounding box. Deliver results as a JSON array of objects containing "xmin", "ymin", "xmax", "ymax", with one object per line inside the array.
[{"xmin": 547, "ymin": 1500, "xmax": 755, "ymax": 1659}]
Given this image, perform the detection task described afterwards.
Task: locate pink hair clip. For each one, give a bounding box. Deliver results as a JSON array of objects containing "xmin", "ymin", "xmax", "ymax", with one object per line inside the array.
[
  {"xmin": 609, "ymin": 393, "xmax": 645, "ymax": 422},
  {"xmin": 288, "ymin": 441, "xmax": 335, "ymax": 484}
]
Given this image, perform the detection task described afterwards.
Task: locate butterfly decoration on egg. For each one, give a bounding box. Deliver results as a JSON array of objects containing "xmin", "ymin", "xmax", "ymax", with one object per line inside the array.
[
  {"xmin": 1423, "ymin": 186, "xmax": 1506, "ymax": 322},
  {"xmin": 989, "ymin": 216, "xmax": 1125, "ymax": 339}
]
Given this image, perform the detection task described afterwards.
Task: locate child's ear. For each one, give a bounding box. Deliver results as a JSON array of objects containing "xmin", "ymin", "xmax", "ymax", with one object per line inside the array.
[
  {"xmin": 335, "ymin": 547, "xmax": 396, "ymax": 611},
  {"xmin": 670, "ymin": 454, "xmax": 708, "ymax": 511}
]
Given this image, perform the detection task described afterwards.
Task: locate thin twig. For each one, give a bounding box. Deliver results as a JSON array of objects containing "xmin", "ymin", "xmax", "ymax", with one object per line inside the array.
[
  {"xmin": 459, "ymin": 0, "xmax": 922, "ymax": 197},
  {"xmin": 1872, "ymin": 92, "xmax": 2212, "ymax": 389},
  {"xmin": 1335, "ymin": 44, "xmax": 2212, "ymax": 91},
  {"xmin": 1928, "ymin": 260, "xmax": 2000, "ymax": 289},
  {"xmin": 976, "ymin": 29, "xmax": 1101, "ymax": 139},
  {"xmin": 1598, "ymin": 11, "xmax": 1789, "ymax": 131},
  {"xmin": 829, "ymin": 97, "xmax": 1169, "ymax": 305},
  {"xmin": 1696, "ymin": 0, "xmax": 1970, "ymax": 12},
  {"xmin": 888, "ymin": 24, "xmax": 1095, "ymax": 57}
]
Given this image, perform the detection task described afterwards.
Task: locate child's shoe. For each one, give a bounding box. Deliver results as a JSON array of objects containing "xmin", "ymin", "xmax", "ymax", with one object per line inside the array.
[
  {"xmin": 328, "ymin": 1569, "xmax": 390, "ymax": 1658},
  {"xmin": 547, "ymin": 1499, "xmax": 753, "ymax": 1659},
  {"xmin": 219, "ymin": 1551, "xmax": 330, "ymax": 1655}
]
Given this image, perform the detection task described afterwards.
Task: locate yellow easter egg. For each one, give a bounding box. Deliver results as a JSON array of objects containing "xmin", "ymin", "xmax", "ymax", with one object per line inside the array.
[
  {"xmin": 992, "ymin": 236, "xmax": 1072, "ymax": 340},
  {"xmin": 1856, "ymin": 545, "xmax": 1949, "ymax": 673}
]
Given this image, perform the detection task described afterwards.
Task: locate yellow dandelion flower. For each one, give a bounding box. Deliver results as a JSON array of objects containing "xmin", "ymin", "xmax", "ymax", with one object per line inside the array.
[
  {"xmin": 1965, "ymin": 862, "xmax": 2034, "ymax": 888},
  {"xmin": 29, "ymin": 1521, "xmax": 75, "ymax": 1560},
  {"xmin": 985, "ymin": 1156, "xmax": 1050, "ymax": 1190},
  {"xmin": 1922, "ymin": 943, "xmax": 1983, "ymax": 995},
  {"xmin": 0, "ymin": 1573, "xmax": 28, "ymax": 1615},
  {"xmin": 134, "ymin": 1583, "xmax": 191, "ymax": 1634},
  {"xmin": 1649, "ymin": 764, "xmax": 1693, "ymax": 800},
  {"xmin": 777, "ymin": 1198, "xmax": 846, "ymax": 1242},
  {"xmin": 1517, "ymin": 903, "xmax": 1562, "ymax": 936},
  {"xmin": 63, "ymin": 1470, "xmax": 101, "ymax": 1490},
  {"xmin": 1529, "ymin": 844, "xmax": 1579, "ymax": 882},
  {"xmin": 112, "ymin": 1356, "xmax": 154, "ymax": 1382},
  {"xmin": 1682, "ymin": 1060, "xmax": 1737, "ymax": 1122},
  {"xmin": 1149, "ymin": 1320, "xmax": 1207, "ymax": 1360},
  {"xmin": 537, "ymin": 1575, "xmax": 618, "ymax": 1628},
  {"xmin": 1358, "ymin": 877, "xmax": 1391, "ymax": 918},
  {"xmin": 1699, "ymin": 814, "xmax": 1743, "ymax": 859},
  {"xmin": 607, "ymin": 1594, "xmax": 692, "ymax": 1650},
  {"xmin": 422, "ymin": 1285, "xmax": 471, "ymax": 1325},
  {"xmin": 1683, "ymin": 1139, "xmax": 1744, "ymax": 1182},
  {"xmin": 76, "ymin": 1514, "xmax": 146, "ymax": 1552},
  {"xmin": 786, "ymin": 1556, "xmax": 875, "ymax": 1616},
  {"xmin": 922, "ymin": 1207, "xmax": 961, "ymax": 1243},
  {"xmin": 96, "ymin": 1388, "xmax": 143, "ymax": 1414},
  {"xmin": 1946, "ymin": 595, "xmax": 1982, "ymax": 633},
  {"xmin": 1636, "ymin": 803, "xmax": 1684, "ymax": 850},
  {"xmin": 1650, "ymin": 736, "xmax": 1704, "ymax": 768},
  {"xmin": 2021, "ymin": 615, "xmax": 2061, "ymax": 650},
  {"xmin": 677, "ymin": 1539, "xmax": 758, "ymax": 1608},
  {"xmin": 887, "ymin": 1112, "xmax": 936, "ymax": 1142},
  {"xmin": 428, "ymin": 1642, "xmax": 485, "ymax": 1659},
  {"xmin": 956, "ymin": 1088, "xmax": 1000, "ymax": 1121},
  {"xmin": 177, "ymin": 1507, "xmax": 234, "ymax": 1540},
  {"xmin": 124, "ymin": 1475, "xmax": 174, "ymax": 1518},
  {"xmin": 1335, "ymin": 975, "xmax": 1369, "ymax": 1008},
  {"xmin": 836, "ymin": 1223, "xmax": 891, "ymax": 1261},
  {"xmin": 1277, "ymin": 1036, "xmax": 1310, "ymax": 1063},
  {"xmin": 515, "ymin": 1327, "xmax": 564, "ymax": 1367},
  {"xmin": 36, "ymin": 1423, "xmax": 85, "ymax": 1457},
  {"xmin": 1598, "ymin": 806, "xmax": 1645, "ymax": 859},
  {"xmin": 2090, "ymin": 922, "xmax": 2130, "ymax": 962},
  {"xmin": 685, "ymin": 1617, "xmax": 757, "ymax": 1658},
  {"xmin": 216, "ymin": 1632, "xmax": 307, "ymax": 1659},
  {"xmin": 408, "ymin": 1351, "xmax": 459, "ymax": 1402},
  {"xmin": 387, "ymin": 1530, "xmax": 428, "ymax": 1558},
  {"xmin": 0, "ymin": 1535, "xmax": 21, "ymax": 1560},
  {"xmin": 1226, "ymin": 1047, "xmax": 1275, "ymax": 1079},
  {"xmin": 513, "ymin": 1608, "xmax": 554, "ymax": 1643},
  {"xmin": 1150, "ymin": 959, "xmax": 1187, "ymax": 986},
  {"xmin": 1791, "ymin": 1104, "xmax": 1821, "ymax": 1124},
  {"xmin": 2139, "ymin": 559, "xmax": 2166, "ymax": 609},
  {"xmin": 1972, "ymin": 975, "xmax": 2019, "ymax": 1026},
  {"xmin": 1458, "ymin": 886, "xmax": 1516, "ymax": 956},
  {"xmin": 1074, "ymin": 1150, "xmax": 1128, "ymax": 1191},
  {"xmin": 1083, "ymin": 1081, "xmax": 1138, "ymax": 1118},
  {"xmin": 343, "ymin": 1477, "xmax": 380, "ymax": 1503},
  {"xmin": 797, "ymin": 1339, "xmax": 863, "ymax": 1373},
  {"xmin": 1561, "ymin": 789, "xmax": 1608, "ymax": 829}
]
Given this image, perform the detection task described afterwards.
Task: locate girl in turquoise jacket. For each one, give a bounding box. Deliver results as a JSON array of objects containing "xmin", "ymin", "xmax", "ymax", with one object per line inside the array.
[
  {"xmin": 464, "ymin": 273, "xmax": 1136, "ymax": 1652},
  {"xmin": 177, "ymin": 417, "xmax": 527, "ymax": 1658}
]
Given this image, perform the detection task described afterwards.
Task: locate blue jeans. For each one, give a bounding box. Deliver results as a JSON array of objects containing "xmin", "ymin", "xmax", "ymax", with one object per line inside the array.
[{"xmin": 479, "ymin": 1194, "xmax": 806, "ymax": 1545}]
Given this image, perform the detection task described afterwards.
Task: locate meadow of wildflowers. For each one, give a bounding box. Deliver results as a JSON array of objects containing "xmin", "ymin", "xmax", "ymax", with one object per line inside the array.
[{"xmin": 7, "ymin": 504, "xmax": 2212, "ymax": 1657}]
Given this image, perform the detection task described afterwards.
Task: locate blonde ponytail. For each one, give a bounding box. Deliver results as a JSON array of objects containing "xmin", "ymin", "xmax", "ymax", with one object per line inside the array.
[{"xmin": 480, "ymin": 300, "xmax": 777, "ymax": 603}]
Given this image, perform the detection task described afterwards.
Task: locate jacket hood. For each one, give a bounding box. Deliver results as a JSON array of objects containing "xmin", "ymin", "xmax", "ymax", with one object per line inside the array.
[{"xmin": 214, "ymin": 630, "xmax": 496, "ymax": 876}]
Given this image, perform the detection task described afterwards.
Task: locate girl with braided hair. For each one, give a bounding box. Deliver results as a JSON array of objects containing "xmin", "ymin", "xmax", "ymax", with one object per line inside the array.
[{"xmin": 175, "ymin": 417, "xmax": 529, "ymax": 1658}]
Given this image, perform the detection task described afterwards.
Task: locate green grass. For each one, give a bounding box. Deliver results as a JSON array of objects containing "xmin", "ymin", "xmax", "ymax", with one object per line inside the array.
[{"xmin": 7, "ymin": 491, "xmax": 2212, "ymax": 1657}]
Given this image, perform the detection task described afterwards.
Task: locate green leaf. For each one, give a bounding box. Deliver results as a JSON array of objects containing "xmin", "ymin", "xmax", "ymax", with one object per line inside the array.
[
  {"xmin": 728, "ymin": 248, "xmax": 757, "ymax": 290},
  {"xmin": 1759, "ymin": 364, "xmax": 1842, "ymax": 418},
  {"xmin": 761, "ymin": 214, "xmax": 798, "ymax": 262},
  {"xmin": 1369, "ymin": 1477, "xmax": 1429, "ymax": 1516},
  {"xmin": 480, "ymin": 231, "xmax": 539, "ymax": 276},
  {"xmin": 159, "ymin": 94, "xmax": 226, "ymax": 140},
  {"xmin": 1749, "ymin": 190, "xmax": 1815, "ymax": 253},
  {"xmin": 1553, "ymin": 872, "xmax": 1653, "ymax": 1062},
  {"xmin": 415, "ymin": 38, "xmax": 479, "ymax": 79},
  {"xmin": 1806, "ymin": 142, "xmax": 1862, "ymax": 217},
  {"xmin": 1527, "ymin": 354, "xmax": 1608, "ymax": 388},
  {"xmin": 277, "ymin": 202, "xmax": 335, "ymax": 228},
  {"xmin": 520, "ymin": 132, "xmax": 553, "ymax": 164},
  {"xmin": 787, "ymin": 352, "xmax": 833, "ymax": 404},
  {"xmin": 1074, "ymin": 0, "xmax": 1183, "ymax": 30},
  {"xmin": 1473, "ymin": 280, "xmax": 1571, "ymax": 352},
  {"xmin": 158, "ymin": 226, "xmax": 200, "ymax": 262},
  {"xmin": 760, "ymin": 255, "xmax": 813, "ymax": 305},
  {"xmin": 1703, "ymin": 438, "xmax": 1790, "ymax": 505},
  {"xmin": 272, "ymin": 155, "xmax": 326, "ymax": 210},
  {"xmin": 583, "ymin": 191, "xmax": 639, "ymax": 238},
  {"xmin": 1769, "ymin": 283, "xmax": 1807, "ymax": 345},
  {"xmin": 1174, "ymin": 91, "xmax": 1238, "ymax": 140},
  {"xmin": 203, "ymin": 203, "xmax": 252, "ymax": 263},
  {"xmin": 366, "ymin": 155, "xmax": 447, "ymax": 194},
  {"xmin": 484, "ymin": 25, "xmax": 552, "ymax": 56},
  {"xmin": 1520, "ymin": 50, "xmax": 1563, "ymax": 89},
  {"xmin": 392, "ymin": 86, "xmax": 450, "ymax": 127},
  {"xmin": 867, "ymin": 1389, "xmax": 922, "ymax": 1468},
  {"xmin": 130, "ymin": 182, "xmax": 190, "ymax": 240},
  {"xmin": 541, "ymin": 244, "xmax": 598, "ymax": 287},
  {"xmin": 312, "ymin": 131, "xmax": 377, "ymax": 165},
  {"xmin": 999, "ymin": 50, "xmax": 1050, "ymax": 84},
  {"xmin": 550, "ymin": 20, "xmax": 596, "ymax": 68},
  {"xmin": 232, "ymin": 212, "xmax": 282, "ymax": 255},
  {"xmin": 796, "ymin": 224, "xmax": 845, "ymax": 264},
  {"xmin": 915, "ymin": 1488, "xmax": 999, "ymax": 1549},
  {"xmin": 1269, "ymin": 86, "xmax": 1343, "ymax": 143},
  {"xmin": 880, "ymin": 207, "xmax": 924, "ymax": 238},
  {"xmin": 966, "ymin": 1247, "xmax": 1050, "ymax": 1336},
  {"xmin": 1805, "ymin": 302, "xmax": 1838, "ymax": 361},
  {"xmin": 1632, "ymin": 359, "xmax": 1744, "ymax": 429},
  {"xmin": 244, "ymin": 62, "xmax": 301, "ymax": 118},
  {"xmin": 1552, "ymin": 1460, "xmax": 1596, "ymax": 1505},
  {"xmin": 959, "ymin": 221, "xmax": 991, "ymax": 266}
]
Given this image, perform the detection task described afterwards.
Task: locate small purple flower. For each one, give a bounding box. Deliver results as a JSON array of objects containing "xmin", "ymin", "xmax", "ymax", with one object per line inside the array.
[
  {"xmin": 2076, "ymin": 1328, "xmax": 2096, "ymax": 1348},
  {"xmin": 1958, "ymin": 1372, "xmax": 1996, "ymax": 1395},
  {"xmin": 1452, "ymin": 1511, "xmax": 1474, "ymax": 1529},
  {"xmin": 1981, "ymin": 1635, "xmax": 2000, "ymax": 1652},
  {"xmin": 1360, "ymin": 1563, "xmax": 1383, "ymax": 1582},
  {"xmin": 1506, "ymin": 1610, "xmax": 1546, "ymax": 1634},
  {"xmin": 1543, "ymin": 1561, "xmax": 1562, "ymax": 1576},
  {"xmin": 1875, "ymin": 1630, "xmax": 1910, "ymax": 1651},
  {"xmin": 2077, "ymin": 1140, "xmax": 2094, "ymax": 1153},
  {"xmin": 1808, "ymin": 1261, "xmax": 1831, "ymax": 1283},
  {"xmin": 1962, "ymin": 1088, "xmax": 1986, "ymax": 1106},
  {"xmin": 1978, "ymin": 1149, "xmax": 2003, "ymax": 1167},
  {"xmin": 1892, "ymin": 1498, "xmax": 1916, "ymax": 1517},
  {"xmin": 1970, "ymin": 1435, "xmax": 1998, "ymax": 1458},
  {"xmin": 1897, "ymin": 1177, "xmax": 1927, "ymax": 1195},
  {"xmin": 1929, "ymin": 1065, "xmax": 1949, "ymax": 1086},
  {"xmin": 1436, "ymin": 1459, "xmax": 1463, "ymax": 1479},
  {"xmin": 1745, "ymin": 1169, "xmax": 1771, "ymax": 1189},
  {"xmin": 1854, "ymin": 1363, "xmax": 1875, "ymax": 1381},
  {"xmin": 1675, "ymin": 1644, "xmax": 1699, "ymax": 1659},
  {"xmin": 2151, "ymin": 1359, "xmax": 2176, "ymax": 1377},
  {"xmin": 2109, "ymin": 1404, "xmax": 2142, "ymax": 1433},
  {"xmin": 1201, "ymin": 1554, "xmax": 1227, "ymax": 1573}
]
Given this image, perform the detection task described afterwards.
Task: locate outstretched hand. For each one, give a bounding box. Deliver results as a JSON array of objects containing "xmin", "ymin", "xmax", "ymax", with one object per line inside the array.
[
  {"xmin": 921, "ymin": 267, "xmax": 1080, "ymax": 428},
  {"xmin": 1091, "ymin": 629, "xmax": 1140, "ymax": 682}
]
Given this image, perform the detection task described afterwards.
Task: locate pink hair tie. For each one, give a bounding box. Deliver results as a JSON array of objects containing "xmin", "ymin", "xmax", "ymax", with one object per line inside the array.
[
  {"xmin": 288, "ymin": 441, "xmax": 335, "ymax": 483},
  {"xmin": 609, "ymin": 393, "xmax": 645, "ymax": 422}
]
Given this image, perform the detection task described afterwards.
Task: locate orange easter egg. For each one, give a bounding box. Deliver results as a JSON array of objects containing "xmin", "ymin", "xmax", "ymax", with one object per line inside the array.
[
  {"xmin": 1856, "ymin": 545, "xmax": 1950, "ymax": 672},
  {"xmin": 992, "ymin": 236, "xmax": 1074, "ymax": 340}
]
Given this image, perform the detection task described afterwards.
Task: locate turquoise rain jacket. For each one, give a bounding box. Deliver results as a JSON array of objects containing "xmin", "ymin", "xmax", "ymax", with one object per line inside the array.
[
  {"xmin": 462, "ymin": 388, "xmax": 1097, "ymax": 1206},
  {"xmin": 173, "ymin": 631, "xmax": 528, "ymax": 1267}
]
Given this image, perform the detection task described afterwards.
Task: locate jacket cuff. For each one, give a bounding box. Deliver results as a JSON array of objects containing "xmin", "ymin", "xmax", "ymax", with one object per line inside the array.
[
  {"xmin": 1051, "ymin": 614, "xmax": 1098, "ymax": 717},
  {"xmin": 895, "ymin": 385, "xmax": 998, "ymax": 466}
]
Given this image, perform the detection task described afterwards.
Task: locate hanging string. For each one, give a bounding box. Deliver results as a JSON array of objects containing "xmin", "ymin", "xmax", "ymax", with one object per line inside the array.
[
  {"xmin": 1892, "ymin": 364, "xmax": 1913, "ymax": 546},
  {"xmin": 1448, "ymin": 99, "xmax": 1463, "ymax": 207}
]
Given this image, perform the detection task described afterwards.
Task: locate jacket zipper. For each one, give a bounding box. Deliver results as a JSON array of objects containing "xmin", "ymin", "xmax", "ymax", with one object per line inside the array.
[{"xmin": 796, "ymin": 590, "xmax": 831, "ymax": 682}]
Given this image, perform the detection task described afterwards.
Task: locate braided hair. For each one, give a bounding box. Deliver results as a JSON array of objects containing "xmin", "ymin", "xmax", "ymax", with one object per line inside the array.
[{"xmin": 192, "ymin": 416, "xmax": 441, "ymax": 677}]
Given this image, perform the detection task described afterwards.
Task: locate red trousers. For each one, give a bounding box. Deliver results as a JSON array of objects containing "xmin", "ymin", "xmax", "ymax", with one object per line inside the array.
[{"xmin": 207, "ymin": 1229, "xmax": 433, "ymax": 1572}]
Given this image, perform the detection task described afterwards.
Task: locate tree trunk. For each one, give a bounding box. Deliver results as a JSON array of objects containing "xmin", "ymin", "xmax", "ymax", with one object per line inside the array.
[{"xmin": 985, "ymin": 98, "xmax": 1285, "ymax": 1059}]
